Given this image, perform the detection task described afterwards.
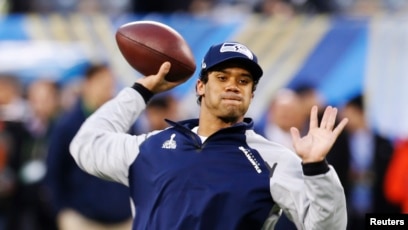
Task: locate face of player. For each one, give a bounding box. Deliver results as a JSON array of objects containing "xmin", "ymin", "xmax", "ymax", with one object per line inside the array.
[{"xmin": 197, "ymin": 66, "xmax": 254, "ymax": 124}]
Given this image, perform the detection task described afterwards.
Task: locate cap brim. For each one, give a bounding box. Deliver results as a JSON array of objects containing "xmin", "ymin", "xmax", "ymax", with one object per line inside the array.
[{"xmin": 206, "ymin": 57, "xmax": 263, "ymax": 81}]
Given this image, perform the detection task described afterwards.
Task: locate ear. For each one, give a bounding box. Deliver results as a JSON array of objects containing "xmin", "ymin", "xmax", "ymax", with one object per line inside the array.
[{"xmin": 196, "ymin": 79, "xmax": 205, "ymax": 96}]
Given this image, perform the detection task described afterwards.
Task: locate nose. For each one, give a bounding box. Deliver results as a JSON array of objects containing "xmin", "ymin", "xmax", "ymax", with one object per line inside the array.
[{"xmin": 225, "ymin": 78, "xmax": 239, "ymax": 92}]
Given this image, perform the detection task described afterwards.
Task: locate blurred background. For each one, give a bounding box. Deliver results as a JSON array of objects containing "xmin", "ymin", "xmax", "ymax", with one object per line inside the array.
[
  {"xmin": 1, "ymin": 0, "xmax": 408, "ymax": 137},
  {"xmin": 1, "ymin": 0, "xmax": 408, "ymax": 229}
]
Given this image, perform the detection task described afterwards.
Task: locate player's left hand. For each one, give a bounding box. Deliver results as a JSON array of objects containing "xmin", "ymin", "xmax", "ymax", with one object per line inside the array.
[{"xmin": 290, "ymin": 105, "xmax": 349, "ymax": 163}]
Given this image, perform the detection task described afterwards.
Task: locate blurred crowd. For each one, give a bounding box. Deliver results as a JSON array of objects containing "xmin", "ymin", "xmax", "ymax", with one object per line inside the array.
[
  {"xmin": 1, "ymin": 0, "xmax": 408, "ymax": 230},
  {"xmin": 0, "ymin": 64, "xmax": 127, "ymax": 230},
  {"xmin": 0, "ymin": 61, "xmax": 189, "ymax": 230},
  {"xmin": 1, "ymin": 0, "xmax": 407, "ymax": 17},
  {"xmin": 2, "ymin": 66, "xmax": 406, "ymax": 230}
]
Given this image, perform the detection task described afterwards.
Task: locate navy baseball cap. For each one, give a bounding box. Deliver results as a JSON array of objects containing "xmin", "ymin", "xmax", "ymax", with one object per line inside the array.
[{"xmin": 200, "ymin": 42, "xmax": 263, "ymax": 81}]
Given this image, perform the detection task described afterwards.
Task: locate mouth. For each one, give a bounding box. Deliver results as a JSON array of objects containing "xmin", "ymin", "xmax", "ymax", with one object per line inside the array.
[
  {"xmin": 221, "ymin": 98, "xmax": 243, "ymax": 107},
  {"xmin": 222, "ymin": 98, "xmax": 241, "ymax": 102},
  {"xmin": 221, "ymin": 93, "xmax": 242, "ymax": 102},
  {"xmin": 221, "ymin": 98, "xmax": 242, "ymax": 105}
]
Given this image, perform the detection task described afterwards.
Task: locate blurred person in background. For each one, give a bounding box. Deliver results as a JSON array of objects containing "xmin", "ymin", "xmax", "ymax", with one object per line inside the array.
[
  {"xmin": 58, "ymin": 78, "xmax": 83, "ymax": 113},
  {"xmin": 256, "ymin": 87, "xmax": 313, "ymax": 230},
  {"xmin": 0, "ymin": 74, "xmax": 31, "ymax": 230},
  {"xmin": 132, "ymin": 93, "xmax": 183, "ymax": 134},
  {"xmin": 0, "ymin": 74, "xmax": 28, "ymax": 123},
  {"xmin": 0, "ymin": 132, "xmax": 8, "ymax": 230},
  {"xmin": 253, "ymin": 0, "xmax": 295, "ymax": 17},
  {"xmin": 258, "ymin": 88, "xmax": 309, "ymax": 148},
  {"xmin": 331, "ymin": 94, "xmax": 400, "ymax": 229},
  {"xmin": 145, "ymin": 94, "xmax": 180, "ymax": 131},
  {"xmin": 7, "ymin": 79, "xmax": 61, "ymax": 230},
  {"xmin": 384, "ymin": 139, "xmax": 408, "ymax": 213},
  {"xmin": 132, "ymin": 0, "xmax": 200, "ymax": 13},
  {"xmin": 7, "ymin": 0, "xmax": 132, "ymax": 17},
  {"xmin": 46, "ymin": 63, "xmax": 133, "ymax": 230}
]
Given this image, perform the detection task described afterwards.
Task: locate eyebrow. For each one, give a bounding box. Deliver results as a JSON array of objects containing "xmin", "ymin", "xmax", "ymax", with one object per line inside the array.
[{"xmin": 214, "ymin": 69, "xmax": 253, "ymax": 78}]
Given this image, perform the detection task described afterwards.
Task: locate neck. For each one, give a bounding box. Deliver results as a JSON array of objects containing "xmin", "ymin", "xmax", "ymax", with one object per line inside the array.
[{"xmin": 197, "ymin": 114, "xmax": 243, "ymax": 137}]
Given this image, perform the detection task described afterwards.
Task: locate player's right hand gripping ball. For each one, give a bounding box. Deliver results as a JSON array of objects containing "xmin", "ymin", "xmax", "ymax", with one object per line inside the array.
[{"xmin": 115, "ymin": 20, "xmax": 196, "ymax": 82}]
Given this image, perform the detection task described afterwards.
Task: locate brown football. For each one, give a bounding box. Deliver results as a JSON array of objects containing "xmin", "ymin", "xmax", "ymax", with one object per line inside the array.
[{"xmin": 115, "ymin": 21, "xmax": 196, "ymax": 82}]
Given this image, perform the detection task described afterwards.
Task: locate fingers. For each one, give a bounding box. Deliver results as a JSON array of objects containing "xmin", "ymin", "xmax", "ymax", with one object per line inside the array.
[
  {"xmin": 158, "ymin": 61, "xmax": 171, "ymax": 78},
  {"xmin": 320, "ymin": 106, "xmax": 337, "ymax": 130},
  {"xmin": 333, "ymin": 117, "xmax": 349, "ymax": 137},
  {"xmin": 136, "ymin": 62, "xmax": 179, "ymax": 94},
  {"xmin": 310, "ymin": 105, "xmax": 347, "ymax": 132},
  {"xmin": 326, "ymin": 107, "xmax": 337, "ymax": 130},
  {"xmin": 309, "ymin": 105, "xmax": 319, "ymax": 129},
  {"xmin": 290, "ymin": 127, "xmax": 301, "ymax": 144}
]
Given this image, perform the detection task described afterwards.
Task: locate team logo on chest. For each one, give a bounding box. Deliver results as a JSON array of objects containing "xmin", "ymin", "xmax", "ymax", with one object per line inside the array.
[
  {"xmin": 239, "ymin": 146, "xmax": 262, "ymax": 174},
  {"xmin": 162, "ymin": 133, "xmax": 177, "ymax": 149}
]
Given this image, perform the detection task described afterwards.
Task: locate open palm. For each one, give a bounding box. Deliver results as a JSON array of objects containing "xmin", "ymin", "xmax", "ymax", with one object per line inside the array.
[{"xmin": 290, "ymin": 106, "xmax": 349, "ymax": 163}]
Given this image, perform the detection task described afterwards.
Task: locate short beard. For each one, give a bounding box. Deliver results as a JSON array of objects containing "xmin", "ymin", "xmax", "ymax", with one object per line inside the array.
[
  {"xmin": 218, "ymin": 107, "xmax": 243, "ymax": 124},
  {"xmin": 220, "ymin": 116, "xmax": 240, "ymax": 124}
]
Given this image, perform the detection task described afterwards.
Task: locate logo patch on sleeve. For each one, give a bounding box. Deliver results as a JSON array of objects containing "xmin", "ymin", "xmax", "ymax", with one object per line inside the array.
[{"xmin": 162, "ymin": 134, "xmax": 177, "ymax": 149}]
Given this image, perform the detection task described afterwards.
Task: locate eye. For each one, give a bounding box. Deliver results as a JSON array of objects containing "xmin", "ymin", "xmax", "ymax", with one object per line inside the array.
[
  {"xmin": 238, "ymin": 79, "xmax": 248, "ymax": 84},
  {"xmin": 216, "ymin": 75, "xmax": 227, "ymax": 81},
  {"xmin": 238, "ymin": 77, "xmax": 252, "ymax": 85}
]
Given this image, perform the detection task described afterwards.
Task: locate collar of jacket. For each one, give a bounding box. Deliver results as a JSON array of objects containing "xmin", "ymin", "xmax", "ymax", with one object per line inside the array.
[{"xmin": 164, "ymin": 117, "xmax": 254, "ymax": 134}]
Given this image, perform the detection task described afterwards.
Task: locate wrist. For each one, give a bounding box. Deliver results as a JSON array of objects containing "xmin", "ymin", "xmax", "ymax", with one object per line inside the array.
[
  {"xmin": 302, "ymin": 160, "xmax": 329, "ymax": 176},
  {"xmin": 131, "ymin": 82, "xmax": 154, "ymax": 104}
]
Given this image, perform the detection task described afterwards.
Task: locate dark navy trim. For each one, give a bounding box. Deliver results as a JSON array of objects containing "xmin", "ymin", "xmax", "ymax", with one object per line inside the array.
[{"xmin": 166, "ymin": 118, "xmax": 254, "ymax": 131}]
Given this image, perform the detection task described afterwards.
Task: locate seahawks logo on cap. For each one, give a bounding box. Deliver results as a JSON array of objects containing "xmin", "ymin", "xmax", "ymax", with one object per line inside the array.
[{"xmin": 220, "ymin": 42, "xmax": 254, "ymax": 60}]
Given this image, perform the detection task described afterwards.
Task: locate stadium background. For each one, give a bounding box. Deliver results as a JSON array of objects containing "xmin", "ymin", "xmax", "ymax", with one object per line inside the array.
[{"xmin": 1, "ymin": 1, "xmax": 408, "ymax": 139}]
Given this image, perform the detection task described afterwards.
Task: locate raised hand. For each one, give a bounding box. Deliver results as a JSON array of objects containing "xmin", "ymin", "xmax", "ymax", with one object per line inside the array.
[
  {"xmin": 290, "ymin": 105, "xmax": 349, "ymax": 163},
  {"xmin": 136, "ymin": 62, "xmax": 188, "ymax": 94}
]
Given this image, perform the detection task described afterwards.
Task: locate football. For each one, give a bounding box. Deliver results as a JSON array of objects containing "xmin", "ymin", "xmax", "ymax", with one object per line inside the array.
[{"xmin": 115, "ymin": 21, "xmax": 196, "ymax": 82}]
